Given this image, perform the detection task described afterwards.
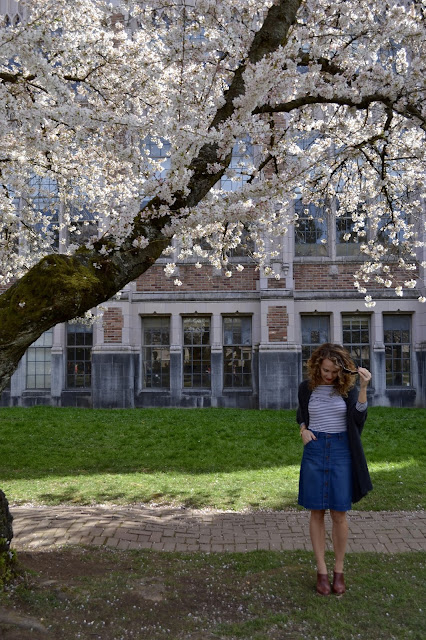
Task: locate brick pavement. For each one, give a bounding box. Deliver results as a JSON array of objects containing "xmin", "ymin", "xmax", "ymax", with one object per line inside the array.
[{"xmin": 10, "ymin": 506, "xmax": 426, "ymax": 553}]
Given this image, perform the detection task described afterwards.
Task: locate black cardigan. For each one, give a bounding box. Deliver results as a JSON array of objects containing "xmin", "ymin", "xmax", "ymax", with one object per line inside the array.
[{"xmin": 296, "ymin": 379, "xmax": 373, "ymax": 504}]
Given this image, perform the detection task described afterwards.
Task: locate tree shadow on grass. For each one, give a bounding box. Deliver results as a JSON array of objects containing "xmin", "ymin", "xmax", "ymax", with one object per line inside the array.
[
  {"xmin": 1, "ymin": 407, "xmax": 424, "ymax": 513},
  {"xmin": 8, "ymin": 460, "xmax": 422, "ymax": 512}
]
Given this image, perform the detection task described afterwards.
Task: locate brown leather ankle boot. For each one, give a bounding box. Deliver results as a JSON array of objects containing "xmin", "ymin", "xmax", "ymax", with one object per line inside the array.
[
  {"xmin": 332, "ymin": 571, "xmax": 346, "ymax": 594},
  {"xmin": 316, "ymin": 572, "xmax": 331, "ymax": 595}
]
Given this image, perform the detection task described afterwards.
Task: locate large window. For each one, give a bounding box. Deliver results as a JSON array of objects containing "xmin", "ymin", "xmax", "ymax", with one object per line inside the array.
[
  {"xmin": 294, "ymin": 200, "xmax": 328, "ymax": 256},
  {"xmin": 68, "ymin": 204, "xmax": 97, "ymax": 247},
  {"xmin": 223, "ymin": 316, "xmax": 252, "ymax": 388},
  {"xmin": 67, "ymin": 323, "xmax": 93, "ymax": 388},
  {"xmin": 228, "ymin": 228, "xmax": 255, "ymax": 259},
  {"xmin": 342, "ymin": 316, "xmax": 371, "ymax": 370},
  {"xmin": 221, "ymin": 138, "xmax": 253, "ymax": 192},
  {"xmin": 26, "ymin": 329, "xmax": 53, "ymax": 389},
  {"xmin": 30, "ymin": 175, "xmax": 59, "ymax": 249},
  {"xmin": 377, "ymin": 209, "xmax": 410, "ymax": 247},
  {"xmin": 142, "ymin": 317, "xmax": 170, "ymax": 388},
  {"xmin": 301, "ymin": 316, "xmax": 330, "ymax": 376},
  {"xmin": 141, "ymin": 138, "xmax": 172, "ymax": 207},
  {"xmin": 144, "ymin": 138, "xmax": 171, "ymax": 178},
  {"xmin": 336, "ymin": 212, "xmax": 362, "ymax": 257},
  {"xmin": 383, "ymin": 315, "xmax": 411, "ymax": 387},
  {"xmin": 183, "ymin": 317, "xmax": 211, "ymax": 388}
]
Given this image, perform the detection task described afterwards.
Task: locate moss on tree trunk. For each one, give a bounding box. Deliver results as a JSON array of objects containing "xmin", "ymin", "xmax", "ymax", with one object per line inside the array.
[{"xmin": 0, "ymin": 491, "xmax": 15, "ymax": 588}]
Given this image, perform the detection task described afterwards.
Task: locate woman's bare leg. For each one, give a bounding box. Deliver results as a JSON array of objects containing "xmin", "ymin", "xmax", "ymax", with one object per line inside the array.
[
  {"xmin": 309, "ymin": 509, "xmax": 327, "ymax": 574},
  {"xmin": 330, "ymin": 509, "xmax": 348, "ymax": 573}
]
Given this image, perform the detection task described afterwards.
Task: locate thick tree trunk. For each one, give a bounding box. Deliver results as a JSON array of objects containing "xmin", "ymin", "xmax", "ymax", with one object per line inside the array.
[
  {"xmin": 0, "ymin": 491, "xmax": 14, "ymax": 587},
  {"xmin": 0, "ymin": 491, "xmax": 13, "ymax": 550},
  {"xmin": 0, "ymin": 223, "xmax": 170, "ymax": 390}
]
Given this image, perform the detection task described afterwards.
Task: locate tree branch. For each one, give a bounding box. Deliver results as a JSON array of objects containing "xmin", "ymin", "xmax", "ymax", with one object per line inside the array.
[
  {"xmin": 253, "ymin": 95, "xmax": 426, "ymax": 130},
  {"xmin": 0, "ymin": 70, "xmax": 36, "ymax": 83}
]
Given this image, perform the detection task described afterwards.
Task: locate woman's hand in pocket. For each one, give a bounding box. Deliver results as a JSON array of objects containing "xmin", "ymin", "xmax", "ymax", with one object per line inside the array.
[{"xmin": 301, "ymin": 429, "xmax": 317, "ymax": 445}]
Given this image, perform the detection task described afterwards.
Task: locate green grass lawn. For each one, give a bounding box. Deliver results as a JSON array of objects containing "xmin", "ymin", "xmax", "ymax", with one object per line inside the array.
[{"xmin": 0, "ymin": 406, "xmax": 424, "ymax": 511}]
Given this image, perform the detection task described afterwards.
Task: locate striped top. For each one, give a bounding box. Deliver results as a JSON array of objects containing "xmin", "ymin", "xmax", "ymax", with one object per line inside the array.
[{"xmin": 308, "ymin": 385, "xmax": 368, "ymax": 433}]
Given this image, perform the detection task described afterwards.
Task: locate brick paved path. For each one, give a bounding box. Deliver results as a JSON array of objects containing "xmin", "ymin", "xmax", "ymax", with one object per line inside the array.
[{"xmin": 11, "ymin": 506, "xmax": 426, "ymax": 553}]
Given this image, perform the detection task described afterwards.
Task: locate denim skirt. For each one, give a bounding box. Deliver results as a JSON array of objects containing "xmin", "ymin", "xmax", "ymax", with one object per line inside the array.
[{"xmin": 298, "ymin": 431, "xmax": 352, "ymax": 512}]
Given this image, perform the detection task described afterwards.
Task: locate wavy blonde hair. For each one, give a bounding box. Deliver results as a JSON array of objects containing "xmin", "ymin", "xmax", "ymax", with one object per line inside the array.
[{"xmin": 307, "ymin": 343, "xmax": 357, "ymax": 396}]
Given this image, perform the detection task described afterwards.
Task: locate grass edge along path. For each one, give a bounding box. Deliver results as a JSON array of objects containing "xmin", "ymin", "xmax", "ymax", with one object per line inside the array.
[{"xmin": 0, "ymin": 406, "xmax": 424, "ymax": 511}]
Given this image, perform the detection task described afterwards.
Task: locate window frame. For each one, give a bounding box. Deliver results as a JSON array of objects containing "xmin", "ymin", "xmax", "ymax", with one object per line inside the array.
[
  {"xmin": 300, "ymin": 315, "xmax": 330, "ymax": 377},
  {"xmin": 342, "ymin": 315, "xmax": 371, "ymax": 370},
  {"xmin": 220, "ymin": 137, "xmax": 254, "ymax": 193},
  {"xmin": 142, "ymin": 316, "xmax": 171, "ymax": 390},
  {"xmin": 383, "ymin": 314, "xmax": 412, "ymax": 388},
  {"xmin": 29, "ymin": 175, "xmax": 60, "ymax": 250},
  {"xmin": 26, "ymin": 329, "xmax": 53, "ymax": 390},
  {"xmin": 294, "ymin": 199, "xmax": 329, "ymax": 257},
  {"xmin": 182, "ymin": 316, "xmax": 212, "ymax": 389},
  {"xmin": 222, "ymin": 315, "xmax": 253, "ymax": 389},
  {"xmin": 66, "ymin": 323, "xmax": 93, "ymax": 389},
  {"xmin": 335, "ymin": 211, "xmax": 365, "ymax": 258}
]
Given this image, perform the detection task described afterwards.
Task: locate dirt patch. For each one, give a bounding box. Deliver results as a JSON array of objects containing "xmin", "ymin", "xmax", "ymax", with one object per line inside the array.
[
  {"xmin": 17, "ymin": 549, "xmax": 119, "ymax": 580},
  {"xmin": 0, "ymin": 547, "xmax": 298, "ymax": 640},
  {"xmin": 1, "ymin": 547, "xmax": 423, "ymax": 640}
]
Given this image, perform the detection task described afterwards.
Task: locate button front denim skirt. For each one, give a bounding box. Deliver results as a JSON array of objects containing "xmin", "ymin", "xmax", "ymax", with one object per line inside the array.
[{"xmin": 298, "ymin": 431, "xmax": 352, "ymax": 512}]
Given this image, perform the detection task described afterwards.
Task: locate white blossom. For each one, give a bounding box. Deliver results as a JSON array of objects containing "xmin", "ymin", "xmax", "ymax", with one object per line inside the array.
[
  {"xmin": 0, "ymin": 0, "xmax": 423, "ymax": 306},
  {"xmin": 364, "ymin": 295, "xmax": 376, "ymax": 308},
  {"xmin": 132, "ymin": 236, "xmax": 149, "ymax": 249},
  {"xmin": 164, "ymin": 263, "xmax": 176, "ymax": 277}
]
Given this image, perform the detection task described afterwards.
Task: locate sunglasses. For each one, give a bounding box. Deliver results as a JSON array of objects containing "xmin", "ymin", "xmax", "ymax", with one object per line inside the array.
[
  {"xmin": 334, "ymin": 358, "xmax": 358, "ymax": 375},
  {"xmin": 342, "ymin": 366, "xmax": 358, "ymax": 375}
]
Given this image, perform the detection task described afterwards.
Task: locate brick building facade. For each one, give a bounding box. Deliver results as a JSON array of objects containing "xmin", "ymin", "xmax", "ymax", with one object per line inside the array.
[
  {"xmin": 3, "ymin": 221, "xmax": 426, "ymax": 409},
  {"xmin": 1, "ymin": 1, "xmax": 425, "ymax": 410}
]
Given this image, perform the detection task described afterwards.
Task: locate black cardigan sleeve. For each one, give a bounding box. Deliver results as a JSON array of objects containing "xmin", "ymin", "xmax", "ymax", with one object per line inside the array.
[
  {"xmin": 296, "ymin": 380, "xmax": 311, "ymax": 428},
  {"xmin": 345, "ymin": 387, "xmax": 372, "ymax": 502},
  {"xmin": 345, "ymin": 387, "xmax": 368, "ymax": 434}
]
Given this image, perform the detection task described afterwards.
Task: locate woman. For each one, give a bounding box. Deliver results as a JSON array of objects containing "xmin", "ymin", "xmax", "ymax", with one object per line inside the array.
[{"xmin": 297, "ymin": 343, "xmax": 372, "ymax": 596}]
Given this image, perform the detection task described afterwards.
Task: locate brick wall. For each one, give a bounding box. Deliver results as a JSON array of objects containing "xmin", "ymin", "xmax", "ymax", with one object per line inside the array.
[
  {"xmin": 294, "ymin": 263, "xmax": 419, "ymax": 291},
  {"xmin": 103, "ymin": 307, "xmax": 124, "ymax": 343},
  {"xmin": 136, "ymin": 264, "xmax": 259, "ymax": 292},
  {"xmin": 267, "ymin": 278, "xmax": 287, "ymax": 289},
  {"xmin": 267, "ymin": 305, "xmax": 288, "ymax": 342},
  {"xmin": 294, "ymin": 263, "xmax": 359, "ymax": 290}
]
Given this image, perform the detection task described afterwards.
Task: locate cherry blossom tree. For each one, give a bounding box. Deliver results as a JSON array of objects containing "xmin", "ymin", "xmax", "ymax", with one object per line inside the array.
[{"xmin": 0, "ymin": 0, "xmax": 425, "ymax": 392}]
